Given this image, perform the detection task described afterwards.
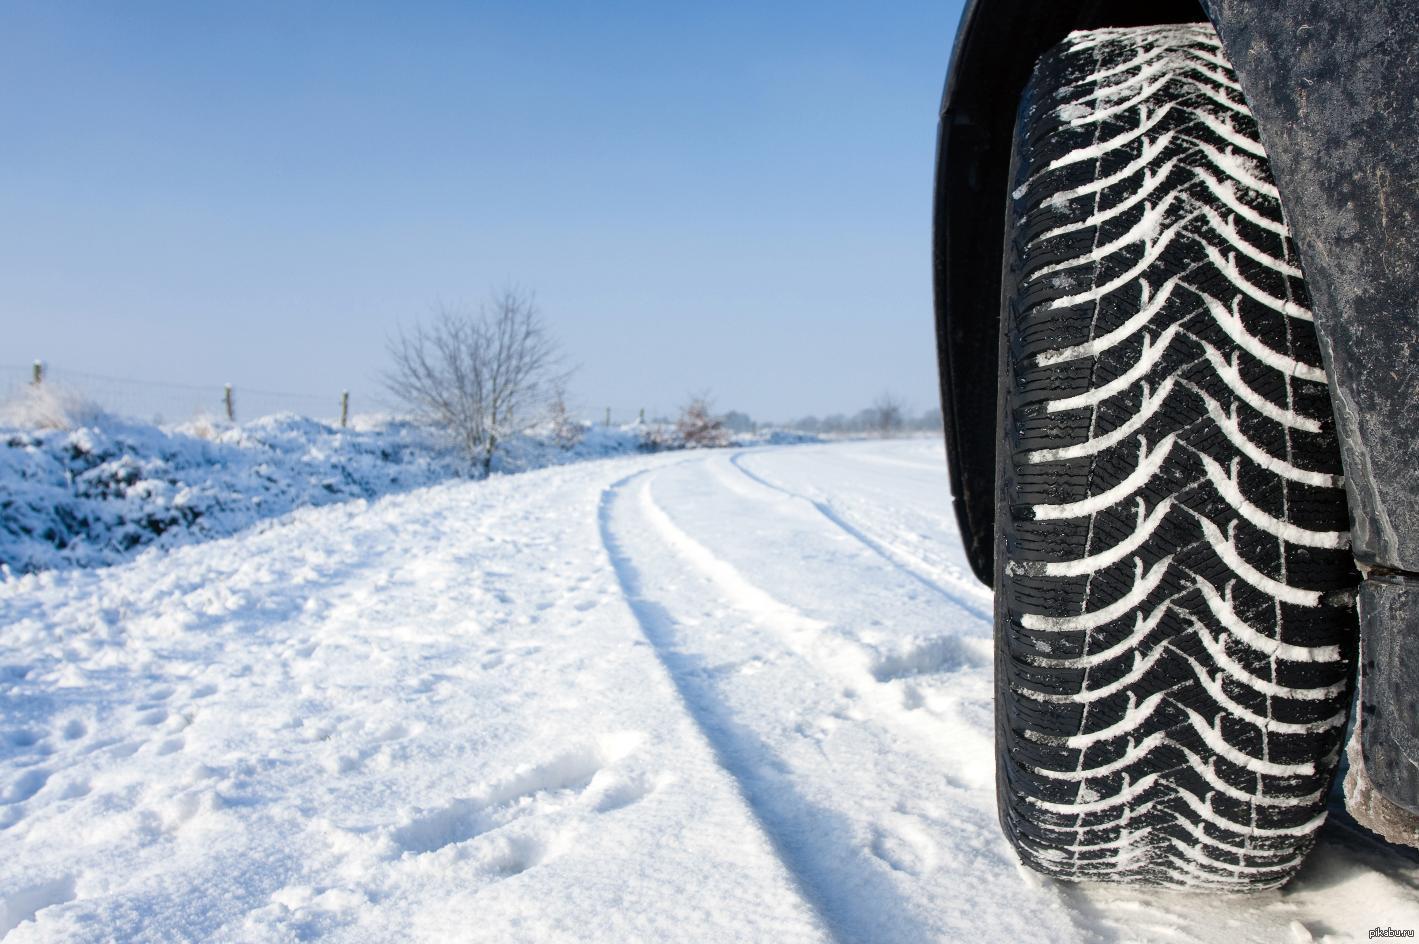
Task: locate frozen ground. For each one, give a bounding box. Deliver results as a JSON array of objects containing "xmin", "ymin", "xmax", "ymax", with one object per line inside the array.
[{"xmin": 1, "ymin": 440, "xmax": 1416, "ymax": 942}]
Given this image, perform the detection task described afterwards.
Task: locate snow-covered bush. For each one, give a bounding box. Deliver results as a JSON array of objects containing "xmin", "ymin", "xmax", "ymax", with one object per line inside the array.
[
  {"xmin": 0, "ymin": 383, "xmax": 110, "ymax": 431},
  {"xmin": 0, "ymin": 413, "xmax": 463, "ymax": 575},
  {"xmin": 0, "ymin": 397, "xmax": 820, "ymax": 576},
  {"xmin": 676, "ymin": 396, "xmax": 728, "ymax": 448}
]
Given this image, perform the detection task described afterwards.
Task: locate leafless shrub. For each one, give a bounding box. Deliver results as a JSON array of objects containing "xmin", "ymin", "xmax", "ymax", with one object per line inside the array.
[
  {"xmin": 547, "ymin": 383, "xmax": 583, "ymax": 450},
  {"xmin": 385, "ymin": 288, "xmax": 569, "ymax": 473},
  {"xmin": 676, "ymin": 393, "xmax": 728, "ymax": 448}
]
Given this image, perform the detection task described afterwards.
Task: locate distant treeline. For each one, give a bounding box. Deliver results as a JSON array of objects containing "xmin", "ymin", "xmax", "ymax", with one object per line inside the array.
[{"xmin": 696, "ymin": 397, "xmax": 944, "ymax": 437}]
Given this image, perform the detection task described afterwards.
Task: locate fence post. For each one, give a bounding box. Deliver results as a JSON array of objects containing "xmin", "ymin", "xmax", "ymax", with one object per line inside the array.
[
  {"xmin": 639, "ymin": 408, "xmax": 645, "ymax": 424},
  {"xmin": 31, "ymin": 360, "xmax": 43, "ymax": 385},
  {"xmin": 605, "ymin": 406, "xmax": 611, "ymax": 427},
  {"xmin": 224, "ymin": 384, "xmax": 235, "ymax": 422},
  {"xmin": 340, "ymin": 391, "xmax": 349, "ymax": 428}
]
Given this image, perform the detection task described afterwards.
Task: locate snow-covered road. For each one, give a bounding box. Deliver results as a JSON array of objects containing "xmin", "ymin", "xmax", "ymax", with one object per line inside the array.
[{"xmin": 2, "ymin": 441, "xmax": 1416, "ymax": 942}]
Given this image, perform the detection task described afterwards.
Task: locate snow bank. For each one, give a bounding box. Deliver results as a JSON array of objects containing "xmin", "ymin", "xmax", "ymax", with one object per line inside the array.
[
  {"xmin": 0, "ymin": 390, "xmax": 819, "ymax": 576},
  {"xmin": 0, "ymin": 409, "xmax": 464, "ymax": 575}
]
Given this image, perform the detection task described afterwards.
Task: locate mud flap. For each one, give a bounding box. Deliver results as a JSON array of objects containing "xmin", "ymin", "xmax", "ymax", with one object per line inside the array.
[{"xmin": 1345, "ymin": 577, "xmax": 1419, "ymax": 846}]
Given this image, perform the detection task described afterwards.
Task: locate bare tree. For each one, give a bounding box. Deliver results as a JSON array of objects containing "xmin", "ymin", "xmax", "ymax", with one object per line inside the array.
[
  {"xmin": 676, "ymin": 392, "xmax": 728, "ymax": 448},
  {"xmin": 872, "ymin": 392, "xmax": 905, "ymax": 437},
  {"xmin": 385, "ymin": 288, "xmax": 568, "ymax": 474}
]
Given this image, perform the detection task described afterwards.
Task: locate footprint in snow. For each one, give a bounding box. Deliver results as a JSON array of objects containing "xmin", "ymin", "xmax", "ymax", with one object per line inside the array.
[
  {"xmin": 0, "ymin": 874, "xmax": 76, "ymax": 936},
  {"xmin": 481, "ymin": 832, "xmax": 558, "ymax": 878},
  {"xmin": 391, "ymin": 747, "xmax": 601, "ymax": 855},
  {"xmin": 391, "ymin": 796, "xmax": 492, "ymax": 855},
  {"xmin": 154, "ymin": 737, "xmax": 185, "ymax": 756},
  {"xmin": 3, "ymin": 768, "xmax": 50, "ymax": 805},
  {"xmin": 868, "ymin": 634, "xmax": 990, "ymax": 683},
  {"xmin": 587, "ymin": 769, "xmax": 657, "ymax": 814},
  {"xmin": 868, "ymin": 816, "xmax": 940, "ymax": 878},
  {"xmin": 56, "ymin": 778, "xmax": 91, "ymax": 801},
  {"xmin": 390, "ymin": 733, "xmax": 649, "ymax": 859},
  {"xmin": 4, "ymin": 729, "xmax": 42, "ymax": 749}
]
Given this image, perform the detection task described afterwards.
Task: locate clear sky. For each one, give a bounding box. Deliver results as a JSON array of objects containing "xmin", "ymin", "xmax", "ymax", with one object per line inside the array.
[{"xmin": 0, "ymin": 0, "xmax": 965, "ymax": 423}]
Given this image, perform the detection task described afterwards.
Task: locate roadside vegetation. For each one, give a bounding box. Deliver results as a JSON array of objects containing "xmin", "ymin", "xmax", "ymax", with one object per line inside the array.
[{"xmin": 1, "ymin": 287, "xmax": 937, "ymax": 576}]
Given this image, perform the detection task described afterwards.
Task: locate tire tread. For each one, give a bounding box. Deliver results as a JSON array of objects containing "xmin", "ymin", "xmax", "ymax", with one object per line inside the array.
[{"xmin": 995, "ymin": 23, "xmax": 1357, "ymax": 890}]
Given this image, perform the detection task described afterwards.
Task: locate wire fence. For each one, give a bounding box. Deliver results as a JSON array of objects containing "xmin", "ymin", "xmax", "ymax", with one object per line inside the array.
[
  {"xmin": 0, "ymin": 361, "xmax": 668, "ymax": 429},
  {"xmin": 1, "ymin": 362, "xmax": 352, "ymax": 425}
]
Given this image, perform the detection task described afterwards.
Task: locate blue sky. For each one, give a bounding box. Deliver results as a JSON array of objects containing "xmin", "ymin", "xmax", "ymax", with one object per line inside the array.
[{"xmin": 1, "ymin": 0, "xmax": 964, "ymax": 422}]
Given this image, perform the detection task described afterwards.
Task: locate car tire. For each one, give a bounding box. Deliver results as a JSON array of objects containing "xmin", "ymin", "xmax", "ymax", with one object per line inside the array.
[{"xmin": 995, "ymin": 22, "xmax": 1358, "ymax": 889}]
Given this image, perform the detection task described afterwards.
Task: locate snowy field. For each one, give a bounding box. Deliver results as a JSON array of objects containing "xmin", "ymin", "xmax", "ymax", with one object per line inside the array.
[{"xmin": 2, "ymin": 440, "xmax": 1417, "ymax": 942}]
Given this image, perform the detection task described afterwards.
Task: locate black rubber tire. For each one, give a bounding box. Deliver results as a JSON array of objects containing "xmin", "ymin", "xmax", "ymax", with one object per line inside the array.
[{"xmin": 995, "ymin": 24, "xmax": 1359, "ymax": 890}]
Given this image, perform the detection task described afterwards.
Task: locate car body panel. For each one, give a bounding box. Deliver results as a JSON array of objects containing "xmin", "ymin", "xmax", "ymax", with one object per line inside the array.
[{"xmin": 1204, "ymin": 0, "xmax": 1419, "ymax": 575}]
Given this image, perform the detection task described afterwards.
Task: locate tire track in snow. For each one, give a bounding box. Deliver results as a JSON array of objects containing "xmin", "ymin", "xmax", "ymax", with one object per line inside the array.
[
  {"xmin": 638, "ymin": 462, "xmax": 992, "ymax": 776},
  {"xmin": 727, "ymin": 451, "xmax": 992, "ymax": 623},
  {"xmin": 599, "ymin": 469, "xmax": 928, "ymax": 944},
  {"xmin": 602, "ymin": 463, "xmax": 1093, "ymax": 943}
]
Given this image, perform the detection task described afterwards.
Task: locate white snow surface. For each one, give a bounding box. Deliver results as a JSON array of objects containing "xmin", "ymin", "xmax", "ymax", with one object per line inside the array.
[{"xmin": 1, "ymin": 440, "xmax": 1416, "ymax": 942}]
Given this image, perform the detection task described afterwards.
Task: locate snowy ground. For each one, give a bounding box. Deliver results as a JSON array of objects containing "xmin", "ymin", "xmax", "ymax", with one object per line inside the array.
[{"xmin": 1, "ymin": 440, "xmax": 1416, "ymax": 942}]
